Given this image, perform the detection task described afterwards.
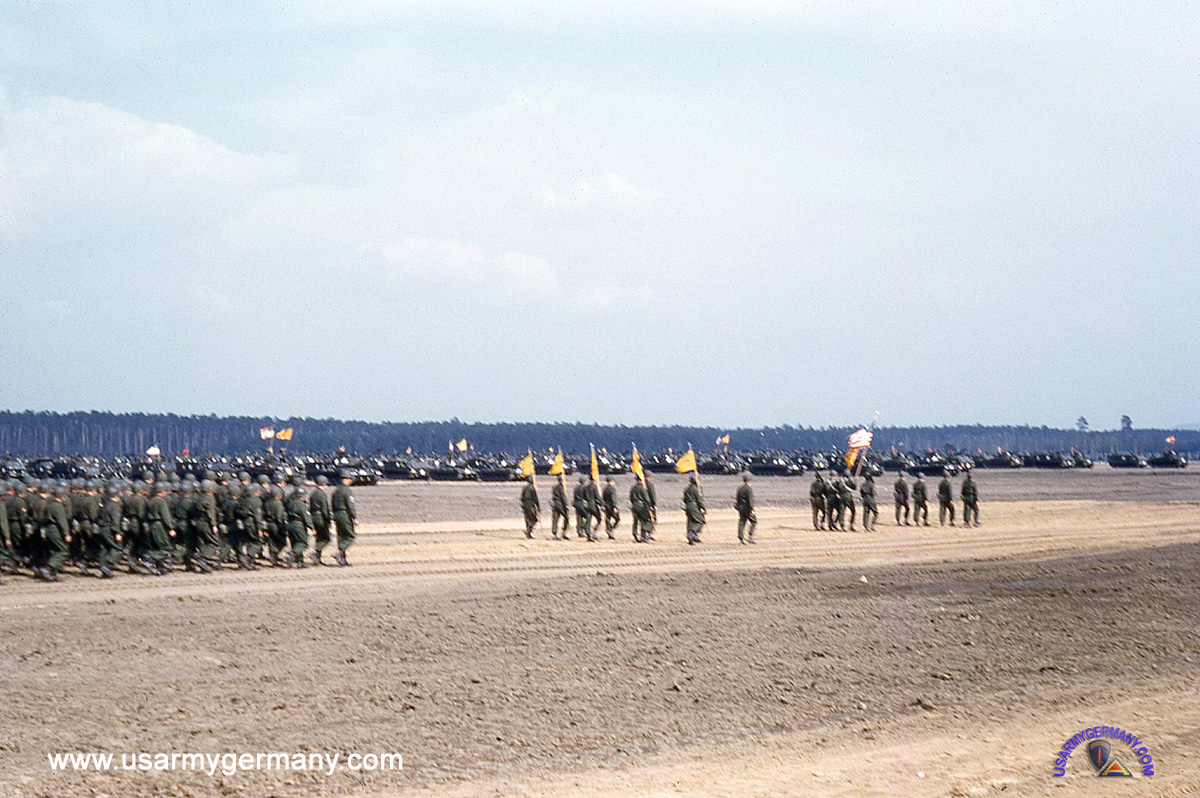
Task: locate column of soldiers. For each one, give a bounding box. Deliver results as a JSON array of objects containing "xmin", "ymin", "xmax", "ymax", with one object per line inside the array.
[
  {"xmin": 0, "ymin": 469, "xmax": 358, "ymax": 583},
  {"xmin": 520, "ymin": 469, "xmax": 980, "ymax": 542}
]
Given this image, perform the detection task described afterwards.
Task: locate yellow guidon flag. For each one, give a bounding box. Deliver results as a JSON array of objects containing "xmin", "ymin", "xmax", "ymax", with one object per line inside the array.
[
  {"xmin": 275, "ymin": 428, "xmax": 294, "ymax": 441},
  {"xmin": 548, "ymin": 450, "xmax": 566, "ymax": 475},
  {"xmin": 630, "ymin": 444, "xmax": 645, "ymax": 481},
  {"xmin": 519, "ymin": 451, "xmax": 536, "ymax": 479},
  {"xmin": 844, "ymin": 449, "xmax": 859, "ymax": 469},
  {"xmin": 456, "ymin": 438, "xmax": 469, "ymax": 452},
  {"xmin": 675, "ymin": 447, "xmax": 698, "ymax": 474},
  {"xmin": 590, "ymin": 444, "xmax": 600, "ymax": 482},
  {"xmin": 716, "ymin": 433, "xmax": 730, "ymax": 446}
]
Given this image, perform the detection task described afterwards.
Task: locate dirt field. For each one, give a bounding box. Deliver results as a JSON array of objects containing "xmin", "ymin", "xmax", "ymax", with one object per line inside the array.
[{"xmin": 1, "ymin": 468, "xmax": 1197, "ymax": 797}]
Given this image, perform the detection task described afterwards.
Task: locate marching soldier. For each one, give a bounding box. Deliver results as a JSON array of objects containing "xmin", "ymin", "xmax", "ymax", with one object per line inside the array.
[
  {"xmin": 519, "ymin": 475, "xmax": 540, "ymax": 538},
  {"xmin": 263, "ymin": 485, "xmax": 288, "ymax": 566},
  {"xmin": 735, "ymin": 474, "xmax": 756, "ymax": 544},
  {"xmin": 145, "ymin": 483, "xmax": 176, "ymax": 575},
  {"xmin": 284, "ymin": 485, "xmax": 313, "ymax": 567},
  {"xmin": 893, "ymin": 473, "xmax": 910, "ymax": 526},
  {"xmin": 34, "ymin": 484, "xmax": 72, "ymax": 581},
  {"xmin": 309, "ymin": 475, "xmax": 333, "ymax": 564},
  {"xmin": 573, "ymin": 477, "xmax": 592, "ymax": 541},
  {"xmin": 961, "ymin": 473, "xmax": 980, "ymax": 527},
  {"xmin": 629, "ymin": 476, "xmax": 653, "ymax": 542},
  {"xmin": 809, "ymin": 473, "xmax": 826, "ymax": 530},
  {"xmin": 826, "ymin": 473, "xmax": 842, "ymax": 530},
  {"xmin": 912, "ymin": 474, "xmax": 930, "ymax": 526},
  {"xmin": 236, "ymin": 482, "xmax": 264, "ymax": 569},
  {"xmin": 643, "ymin": 472, "xmax": 658, "ymax": 540},
  {"xmin": 0, "ymin": 482, "xmax": 11, "ymax": 578},
  {"xmin": 860, "ymin": 473, "xmax": 878, "ymax": 532},
  {"xmin": 839, "ymin": 473, "xmax": 857, "ymax": 532},
  {"xmin": 683, "ymin": 474, "xmax": 706, "ymax": 545},
  {"xmin": 124, "ymin": 481, "xmax": 149, "ymax": 573},
  {"xmin": 93, "ymin": 483, "xmax": 124, "ymax": 578},
  {"xmin": 331, "ymin": 472, "xmax": 357, "ymax": 566},
  {"xmin": 938, "ymin": 473, "xmax": 956, "ymax": 526},
  {"xmin": 601, "ymin": 477, "xmax": 620, "ymax": 538},
  {"xmin": 585, "ymin": 476, "xmax": 604, "ymax": 540},
  {"xmin": 550, "ymin": 474, "xmax": 570, "ymax": 540}
]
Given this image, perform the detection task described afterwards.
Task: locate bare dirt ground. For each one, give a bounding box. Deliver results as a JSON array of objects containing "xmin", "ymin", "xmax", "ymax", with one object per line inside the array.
[{"xmin": 1, "ymin": 468, "xmax": 1197, "ymax": 797}]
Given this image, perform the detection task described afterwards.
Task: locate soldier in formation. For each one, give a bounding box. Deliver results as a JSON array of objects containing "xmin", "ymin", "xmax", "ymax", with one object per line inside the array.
[
  {"xmin": 860, "ymin": 473, "xmax": 878, "ymax": 531},
  {"xmin": 938, "ymin": 473, "xmax": 956, "ymax": 526},
  {"xmin": 629, "ymin": 475, "xmax": 654, "ymax": 543},
  {"xmin": 911, "ymin": 474, "xmax": 930, "ymax": 526},
  {"xmin": 601, "ymin": 476, "xmax": 620, "ymax": 539},
  {"xmin": 809, "ymin": 473, "xmax": 826, "ymax": 530},
  {"xmin": 550, "ymin": 474, "xmax": 570, "ymax": 539},
  {"xmin": 961, "ymin": 473, "xmax": 980, "ymax": 527},
  {"xmin": 893, "ymin": 473, "xmax": 910, "ymax": 526},
  {"xmin": 735, "ymin": 474, "xmax": 756, "ymax": 544},
  {"xmin": 683, "ymin": 474, "xmax": 706, "ymax": 545},
  {"xmin": 519, "ymin": 475, "xmax": 540, "ymax": 538}
]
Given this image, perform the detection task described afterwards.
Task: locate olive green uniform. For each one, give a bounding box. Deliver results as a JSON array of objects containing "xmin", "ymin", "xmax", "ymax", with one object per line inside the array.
[
  {"xmin": 263, "ymin": 490, "xmax": 288, "ymax": 561},
  {"xmin": 893, "ymin": 477, "xmax": 910, "ymax": 525},
  {"xmin": 912, "ymin": 478, "xmax": 929, "ymax": 526},
  {"xmin": 309, "ymin": 487, "xmax": 332, "ymax": 553},
  {"xmin": 550, "ymin": 480, "xmax": 570, "ymax": 539},
  {"xmin": 145, "ymin": 491, "xmax": 176, "ymax": 568},
  {"xmin": 331, "ymin": 484, "xmax": 357, "ymax": 553},
  {"xmin": 683, "ymin": 481, "xmax": 706, "ymax": 544},
  {"xmin": 860, "ymin": 476, "xmax": 878, "ymax": 531},
  {"xmin": 284, "ymin": 491, "xmax": 312, "ymax": 563},
  {"xmin": 520, "ymin": 481, "xmax": 540, "ymax": 538},
  {"xmin": 937, "ymin": 476, "xmax": 956, "ymax": 526},
  {"xmin": 961, "ymin": 476, "xmax": 980, "ymax": 526},
  {"xmin": 573, "ymin": 481, "xmax": 593, "ymax": 541},
  {"xmin": 601, "ymin": 482, "xmax": 620, "ymax": 537},
  {"xmin": 809, "ymin": 476, "xmax": 826, "ymax": 530},
  {"xmin": 629, "ymin": 480, "xmax": 653, "ymax": 542},
  {"xmin": 735, "ymin": 481, "xmax": 756, "ymax": 543}
]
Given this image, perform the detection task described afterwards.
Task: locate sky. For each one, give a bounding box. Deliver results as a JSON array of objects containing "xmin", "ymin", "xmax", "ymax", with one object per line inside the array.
[{"xmin": 1, "ymin": 1, "xmax": 1197, "ymax": 430}]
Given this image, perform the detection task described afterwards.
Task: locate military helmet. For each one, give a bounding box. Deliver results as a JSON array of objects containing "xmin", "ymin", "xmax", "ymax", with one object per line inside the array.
[
  {"xmin": 201, "ymin": 480, "xmax": 217, "ymax": 493},
  {"xmin": 316, "ymin": 475, "xmax": 329, "ymax": 486}
]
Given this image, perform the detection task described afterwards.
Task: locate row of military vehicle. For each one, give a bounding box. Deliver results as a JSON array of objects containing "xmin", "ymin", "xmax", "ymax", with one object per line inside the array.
[{"xmin": 0, "ymin": 448, "xmax": 1188, "ymax": 485}]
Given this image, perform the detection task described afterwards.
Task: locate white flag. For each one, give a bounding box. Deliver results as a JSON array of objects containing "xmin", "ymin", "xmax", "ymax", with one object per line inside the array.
[{"xmin": 848, "ymin": 428, "xmax": 873, "ymax": 450}]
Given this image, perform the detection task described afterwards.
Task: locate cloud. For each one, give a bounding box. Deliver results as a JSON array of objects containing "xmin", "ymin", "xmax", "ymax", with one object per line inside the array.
[
  {"xmin": 0, "ymin": 91, "xmax": 291, "ymax": 247},
  {"xmin": 372, "ymin": 236, "xmax": 560, "ymax": 296},
  {"xmin": 534, "ymin": 172, "xmax": 663, "ymax": 209}
]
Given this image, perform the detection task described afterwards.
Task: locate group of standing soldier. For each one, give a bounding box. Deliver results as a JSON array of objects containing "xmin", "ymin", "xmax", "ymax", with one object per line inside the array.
[
  {"xmin": 0, "ymin": 470, "xmax": 358, "ymax": 583},
  {"xmin": 521, "ymin": 469, "xmax": 981, "ymax": 542}
]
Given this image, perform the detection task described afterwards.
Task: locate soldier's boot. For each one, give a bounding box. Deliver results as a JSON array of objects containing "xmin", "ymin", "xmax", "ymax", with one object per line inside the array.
[
  {"xmin": 295, "ymin": 554, "xmax": 308, "ymax": 570},
  {"xmin": 77, "ymin": 561, "xmax": 90, "ymax": 576},
  {"xmin": 99, "ymin": 564, "xmax": 114, "ymax": 579},
  {"xmin": 237, "ymin": 554, "xmax": 252, "ymax": 570},
  {"xmin": 269, "ymin": 550, "xmax": 281, "ymax": 568},
  {"xmin": 335, "ymin": 550, "xmax": 350, "ymax": 567},
  {"xmin": 310, "ymin": 550, "xmax": 323, "ymax": 566},
  {"xmin": 196, "ymin": 558, "xmax": 213, "ymax": 574}
]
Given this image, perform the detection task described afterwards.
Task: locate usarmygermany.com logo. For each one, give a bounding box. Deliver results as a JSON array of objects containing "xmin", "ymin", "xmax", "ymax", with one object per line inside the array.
[{"xmin": 1053, "ymin": 725, "xmax": 1154, "ymax": 777}]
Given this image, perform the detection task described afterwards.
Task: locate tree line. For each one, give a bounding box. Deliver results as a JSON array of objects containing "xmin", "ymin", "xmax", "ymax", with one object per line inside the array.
[{"xmin": 0, "ymin": 410, "xmax": 1193, "ymax": 459}]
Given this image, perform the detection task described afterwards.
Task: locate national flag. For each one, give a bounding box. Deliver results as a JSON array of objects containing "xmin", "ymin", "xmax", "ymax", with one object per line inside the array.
[
  {"xmin": 146, "ymin": 445, "xmax": 161, "ymax": 457},
  {"xmin": 548, "ymin": 451, "xmax": 565, "ymax": 475},
  {"xmin": 630, "ymin": 444, "xmax": 644, "ymax": 480},
  {"xmin": 259, "ymin": 427, "xmax": 275, "ymax": 440},
  {"xmin": 1166, "ymin": 435, "xmax": 1176, "ymax": 445},
  {"xmin": 716, "ymin": 433, "xmax": 730, "ymax": 446},
  {"xmin": 848, "ymin": 428, "xmax": 873, "ymax": 450},
  {"xmin": 675, "ymin": 447, "xmax": 697, "ymax": 474},
  {"xmin": 456, "ymin": 438, "xmax": 468, "ymax": 452},
  {"xmin": 519, "ymin": 451, "xmax": 535, "ymax": 478},
  {"xmin": 181, "ymin": 447, "xmax": 189, "ymax": 458},
  {"xmin": 590, "ymin": 444, "xmax": 600, "ymax": 482},
  {"xmin": 275, "ymin": 428, "xmax": 294, "ymax": 441}
]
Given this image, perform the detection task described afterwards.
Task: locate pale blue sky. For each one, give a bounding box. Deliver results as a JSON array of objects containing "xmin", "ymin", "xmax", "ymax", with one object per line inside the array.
[{"xmin": 1, "ymin": 2, "xmax": 1196, "ymax": 428}]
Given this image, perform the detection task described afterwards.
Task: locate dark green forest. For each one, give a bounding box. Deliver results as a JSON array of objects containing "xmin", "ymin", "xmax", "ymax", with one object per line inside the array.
[{"xmin": 0, "ymin": 410, "xmax": 1193, "ymax": 457}]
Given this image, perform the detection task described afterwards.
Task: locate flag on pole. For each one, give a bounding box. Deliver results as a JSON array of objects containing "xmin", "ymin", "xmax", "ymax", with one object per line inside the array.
[
  {"xmin": 844, "ymin": 449, "xmax": 859, "ymax": 469},
  {"xmin": 548, "ymin": 450, "xmax": 565, "ymax": 475},
  {"xmin": 181, "ymin": 447, "xmax": 189, "ymax": 458},
  {"xmin": 675, "ymin": 447, "xmax": 697, "ymax": 474},
  {"xmin": 456, "ymin": 438, "xmax": 469, "ymax": 452},
  {"xmin": 275, "ymin": 428, "xmax": 294, "ymax": 441},
  {"xmin": 848, "ymin": 428, "xmax": 873, "ymax": 450},
  {"xmin": 519, "ymin": 451, "xmax": 535, "ymax": 478},
  {"xmin": 590, "ymin": 444, "xmax": 600, "ymax": 482},
  {"xmin": 630, "ymin": 444, "xmax": 644, "ymax": 480},
  {"xmin": 716, "ymin": 433, "xmax": 730, "ymax": 446},
  {"xmin": 405, "ymin": 446, "xmax": 412, "ymax": 455},
  {"xmin": 146, "ymin": 445, "xmax": 162, "ymax": 457},
  {"xmin": 1166, "ymin": 435, "xmax": 1177, "ymax": 445},
  {"xmin": 259, "ymin": 427, "xmax": 275, "ymax": 440}
]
